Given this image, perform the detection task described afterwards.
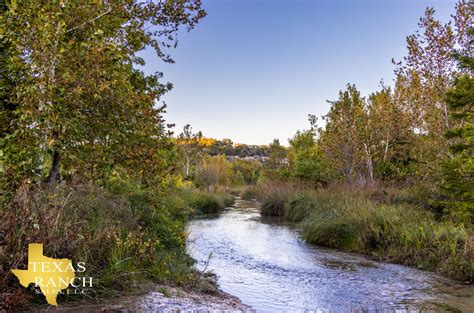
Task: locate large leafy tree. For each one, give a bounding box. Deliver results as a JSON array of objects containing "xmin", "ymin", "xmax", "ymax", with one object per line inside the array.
[
  {"xmin": 320, "ymin": 84, "xmax": 369, "ymax": 186},
  {"xmin": 0, "ymin": 1, "xmax": 205, "ymax": 191},
  {"xmin": 366, "ymin": 87, "xmax": 414, "ymax": 182}
]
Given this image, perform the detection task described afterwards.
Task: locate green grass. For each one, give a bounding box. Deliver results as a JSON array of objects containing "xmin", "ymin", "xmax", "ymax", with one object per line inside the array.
[
  {"xmin": 181, "ymin": 190, "xmax": 234, "ymax": 214},
  {"xmin": 260, "ymin": 192, "xmax": 287, "ymax": 216},
  {"xmin": 284, "ymin": 190, "xmax": 319, "ymax": 222},
  {"xmin": 247, "ymin": 182, "xmax": 294, "ymax": 217}
]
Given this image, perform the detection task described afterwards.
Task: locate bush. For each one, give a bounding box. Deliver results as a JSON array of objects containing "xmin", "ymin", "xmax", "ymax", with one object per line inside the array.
[{"xmin": 0, "ymin": 180, "xmax": 201, "ymax": 310}]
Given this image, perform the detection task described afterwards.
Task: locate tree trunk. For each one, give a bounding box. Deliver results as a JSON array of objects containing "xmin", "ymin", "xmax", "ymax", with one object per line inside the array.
[
  {"xmin": 383, "ymin": 136, "xmax": 389, "ymax": 162},
  {"xmin": 364, "ymin": 142, "xmax": 375, "ymax": 187},
  {"xmin": 343, "ymin": 143, "xmax": 353, "ymax": 187},
  {"xmin": 185, "ymin": 155, "xmax": 190, "ymax": 178},
  {"xmin": 45, "ymin": 150, "xmax": 61, "ymax": 186}
]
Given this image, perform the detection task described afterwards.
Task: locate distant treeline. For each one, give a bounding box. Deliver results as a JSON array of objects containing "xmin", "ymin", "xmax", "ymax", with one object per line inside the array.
[
  {"xmin": 208, "ymin": 141, "xmax": 271, "ymax": 158},
  {"xmin": 175, "ymin": 127, "xmax": 272, "ymax": 158}
]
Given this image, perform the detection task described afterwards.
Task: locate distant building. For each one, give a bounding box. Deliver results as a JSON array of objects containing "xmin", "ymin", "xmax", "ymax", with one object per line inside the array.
[{"xmin": 226, "ymin": 155, "xmax": 269, "ymax": 163}]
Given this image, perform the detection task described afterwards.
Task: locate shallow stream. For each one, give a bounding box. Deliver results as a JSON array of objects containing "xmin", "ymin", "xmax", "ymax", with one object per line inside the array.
[{"xmin": 187, "ymin": 198, "xmax": 473, "ymax": 312}]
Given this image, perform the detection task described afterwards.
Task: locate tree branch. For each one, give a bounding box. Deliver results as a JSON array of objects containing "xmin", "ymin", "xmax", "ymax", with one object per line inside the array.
[{"xmin": 66, "ymin": 8, "xmax": 113, "ymax": 34}]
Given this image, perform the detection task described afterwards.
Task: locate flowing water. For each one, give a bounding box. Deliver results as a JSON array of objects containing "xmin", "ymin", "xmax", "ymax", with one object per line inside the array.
[{"xmin": 187, "ymin": 198, "xmax": 473, "ymax": 312}]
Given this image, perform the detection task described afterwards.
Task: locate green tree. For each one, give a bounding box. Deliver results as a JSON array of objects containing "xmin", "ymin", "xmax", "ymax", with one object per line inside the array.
[
  {"xmin": 176, "ymin": 124, "xmax": 204, "ymax": 179},
  {"xmin": 232, "ymin": 159, "xmax": 262, "ymax": 185},
  {"xmin": 320, "ymin": 84, "xmax": 369, "ymax": 186},
  {"xmin": 264, "ymin": 139, "xmax": 288, "ymax": 180},
  {"xmin": 0, "ymin": 0, "xmax": 14, "ymax": 137},
  {"xmin": 288, "ymin": 130, "xmax": 331, "ymax": 187},
  {"xmin": 0, "ymin": 1, "xmax": 205, "ymax": 191},
  {"xmin": 194, "ymin": 155, "xmax": 232, "ymax": 191},
  {"xmin": 440, "ymin": 47, "xmax": 474, "ymax": 224},
  {"xmin": 366, "ymin": 87, "xmax": 414, "ymax": 182}
]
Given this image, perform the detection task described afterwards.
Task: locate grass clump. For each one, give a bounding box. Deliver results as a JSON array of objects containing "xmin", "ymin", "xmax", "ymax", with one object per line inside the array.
[
  {"xmin": 181, "ymin": 189, "xmax": 234, "ymax": 214},
  {"xmin": 241, "ymin": 185, "xmax": 260, "ymax": 200},
  {"xmin": 253, "ymin": 182, "xmax": 294, "ymax": 217},
  {"xmin": 260, "ymin": 193, "xmax": 287, "ymax": 216},
  {"xmin": 284, "ymin": 190, "xmax": 319, "ymax": 222}
]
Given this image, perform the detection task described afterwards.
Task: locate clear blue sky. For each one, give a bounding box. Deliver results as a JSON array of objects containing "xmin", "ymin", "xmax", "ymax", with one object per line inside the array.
[{"xmin": 141, "ymin": 0, "xmax": 456, "ymax": 145}]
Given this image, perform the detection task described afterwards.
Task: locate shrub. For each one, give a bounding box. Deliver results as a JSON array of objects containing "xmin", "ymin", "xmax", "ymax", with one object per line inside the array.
[{"xmin": 0, "ymin": 180, "xmax": 201, "ymax": 310}]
